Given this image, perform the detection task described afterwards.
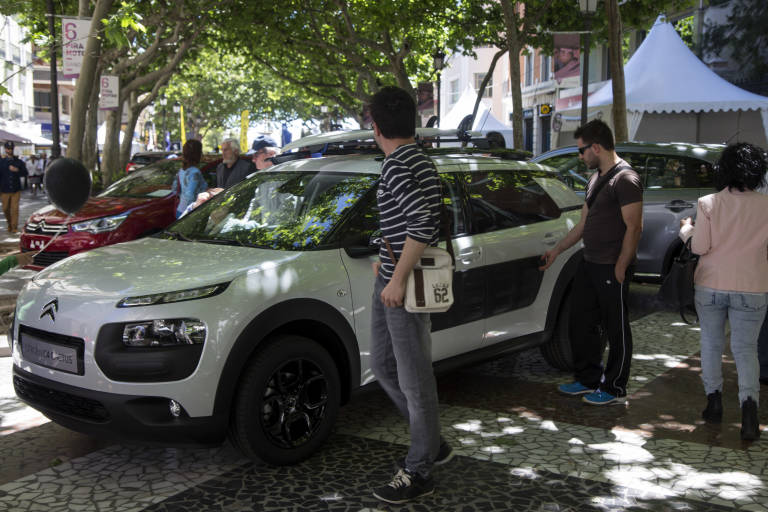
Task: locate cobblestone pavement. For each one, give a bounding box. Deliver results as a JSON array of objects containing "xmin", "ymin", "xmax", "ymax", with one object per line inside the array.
[{"xmin": 1, "ymin": 285, "xmax": 767, "ymax": 511}]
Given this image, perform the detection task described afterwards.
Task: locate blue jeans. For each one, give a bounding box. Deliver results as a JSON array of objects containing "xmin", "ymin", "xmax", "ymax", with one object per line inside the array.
[
  {"xmin": 695, "ymin": 287, "xmax": 767, "ymax": 405},
  {"xmin": 370, "ymin": 274, "xmax": 440, "ymax": 478},
  {"xmin": 758, "ymin": 313, "xmax": 768, "ymax": 380}
]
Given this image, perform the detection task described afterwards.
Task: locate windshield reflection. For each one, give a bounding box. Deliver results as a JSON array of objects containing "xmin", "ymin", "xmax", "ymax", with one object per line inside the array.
[{"xmin": 168, "ymin": 171, "xmax": 377, "ymax": 251}]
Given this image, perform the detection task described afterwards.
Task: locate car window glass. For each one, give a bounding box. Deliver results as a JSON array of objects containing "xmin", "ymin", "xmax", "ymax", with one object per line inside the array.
[
  {"xmin": 688, "ymin": 157, "xmax": 714, "ymax": 189},
  {"xmin": 539, "ymin": 154, "xmax": 590, "ymax": 192},
  {"xmin": 440, "ymin": 173, "xmax": 466, "ymax": 237},
  {"xmin": 98, "ymin": 161, "xmax": 179, "ymax": 198},
  {"xmin": 620, "ymin": 153, "xmax": 651, "ymax": 188},
  {"xmin": 465, "ymin": 171, "xmax": 561, "ymax": 234},
  {"xmin": 171, "ymin": 171, "xmax": 377, "ymax": 250}
]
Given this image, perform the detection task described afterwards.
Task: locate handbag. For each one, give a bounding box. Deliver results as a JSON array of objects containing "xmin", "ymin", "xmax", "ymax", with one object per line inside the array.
[
  {"xmin": 382, "ymin": 238, "xmax": 455, "ymax": 313},
  {"xmin": 658, "ymin": 238, "xmax": 699, "ymax": 324}
]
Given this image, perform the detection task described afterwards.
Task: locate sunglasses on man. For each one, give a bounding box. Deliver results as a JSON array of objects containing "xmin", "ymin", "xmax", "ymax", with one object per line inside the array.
[{"xmin": 578, "ymin": 143, "xmax": 594, "ymax": 155}]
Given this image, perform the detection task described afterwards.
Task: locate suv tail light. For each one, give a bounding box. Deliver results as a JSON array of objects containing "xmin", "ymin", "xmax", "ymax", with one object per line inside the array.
[{"xmin": 126, "ymin": 162, "xmax": 136, "ymax": 173}]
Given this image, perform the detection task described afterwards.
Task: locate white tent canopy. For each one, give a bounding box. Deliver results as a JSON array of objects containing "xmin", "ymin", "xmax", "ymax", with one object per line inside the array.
[
  {"xmin": 566, "ymin": 16, "xmax": 768, "ymax": 145},
  {"xmin": 443, "ymin": 85, "xmax": 514, "ymax": 147}
]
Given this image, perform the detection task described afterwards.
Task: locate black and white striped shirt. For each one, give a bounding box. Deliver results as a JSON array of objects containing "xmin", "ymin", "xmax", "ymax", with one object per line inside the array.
[{"xmin": 377, "ymin": 144, "xmax": 441, "ymax": 281}]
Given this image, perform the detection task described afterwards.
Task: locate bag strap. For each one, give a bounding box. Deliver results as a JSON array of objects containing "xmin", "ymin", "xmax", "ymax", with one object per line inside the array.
[{"xmin": 585, "ymin": 163, "xmax": 632, "ymax": 209}]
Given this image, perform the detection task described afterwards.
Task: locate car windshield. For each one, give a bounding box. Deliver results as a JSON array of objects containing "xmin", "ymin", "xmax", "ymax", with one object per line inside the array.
[
  {"xmin": 167, "ymin": 171, "xmax": 378, "ymax": 250},
  {"xmin": 98, "ymin": 161, "xmax": 180, "ymax": 198}
]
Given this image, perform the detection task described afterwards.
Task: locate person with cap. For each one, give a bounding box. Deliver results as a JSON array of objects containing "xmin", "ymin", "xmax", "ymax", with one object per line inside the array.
[
  {"xmin": 216, "ymin": 138, "xmax": 256, "ymax": 189},
  {"xmin": 247, "ymin": 135, "xmax": 279, "ymax": 172},
  {"xmin": 0, "ymin": 141, "xmax": 28, "ymax": 234}
]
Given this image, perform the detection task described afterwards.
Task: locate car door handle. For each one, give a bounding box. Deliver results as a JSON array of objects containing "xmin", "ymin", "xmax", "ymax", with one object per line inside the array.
[
  {"xmin": 458, "ymin": 247, "xmax": 481, "ymax": 264},
  {"xmin": 542, "ymin": 232, "xmax": 563, "ymax": 246},
  {"xmin": 664, "ymin": 200, "xmax": 694, "ymax": 211}
]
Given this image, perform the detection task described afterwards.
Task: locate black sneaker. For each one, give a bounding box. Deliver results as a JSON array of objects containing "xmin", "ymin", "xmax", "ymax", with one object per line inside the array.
[
  {"xmin": 373, "ymin": 468, "xmax": 434, "ymax": 504},
  {"xmin": 702, "ymin": 390, "xmax": 722, "ymax": 423},
  {"xmin": 394, "ymin": 441, "xmax": 454, "ymax": 471},
  {"xmin": 741, "ymin": 397, "xmax": 761, "ymax": 441}
]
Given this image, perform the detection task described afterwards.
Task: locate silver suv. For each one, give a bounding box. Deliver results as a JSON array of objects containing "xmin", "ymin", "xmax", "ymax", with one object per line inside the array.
[
  {"xmin": 12, "ymin": 130, "xmax": 584, "ymax": 465},
  {"xmin": 533, "ymin": 142, "xmax": 724, "ymax": 280}
]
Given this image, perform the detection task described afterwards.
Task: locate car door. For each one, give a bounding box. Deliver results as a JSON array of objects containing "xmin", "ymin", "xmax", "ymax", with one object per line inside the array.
[
  {"xmin": 337, "ymin": 171, "xmax": 485, "ymax": 385},
  {"xmin": 462, "ymin": 166, "xmax": 568, "ymax": 345},
  {"xmin": 621, "ymin": 152, "xmax": 702, "ymax": 276}
]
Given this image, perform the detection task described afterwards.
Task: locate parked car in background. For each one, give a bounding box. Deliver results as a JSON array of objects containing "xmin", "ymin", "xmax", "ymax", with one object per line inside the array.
[
  {"xmin": 532, "ymin": 142, "xmax": 724, "ymax": 281},
  {"xmin": 12, "ymin": 131, "xmax": 586, "ymax": 466},
  {"xmin": 21, "ymin": 158, "xmax": 218, "ymax": 268},
  {"xmin": 125, "ymin": 151, "xmax": 177, "ymax": 173}
]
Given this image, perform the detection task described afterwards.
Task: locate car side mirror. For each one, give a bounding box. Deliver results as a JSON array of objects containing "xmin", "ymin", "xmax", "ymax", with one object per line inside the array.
[{"xmin": 343, "ymin": 232, "xmax": 380, "ymax": 258}]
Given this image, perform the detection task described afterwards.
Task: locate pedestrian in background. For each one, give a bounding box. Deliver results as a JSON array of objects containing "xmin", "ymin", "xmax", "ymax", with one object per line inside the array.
[
  {"xmin": 679, "ymin": 142, "xmax": 768, "ymax": 441},
  {"xmin": 0, "ymin": 141, "xmax": 28, "ymax": 233},
  {"xmin": 28, "ymin": 155, "xmax": 43, "ymax": 197},
  {"xmin": 247, "ymin": 135, "xmax": 278, "ymax": 172},
  {"xmin": 367, "ymin": 86, "xmax": 452, "ymax": 505},
  {"xmin": 540, "ymin": 119, "xmax": 643, "ymax": 406},
  {"xmin": 216, "ymin": 138, "xmax": 255, "ymax": 189},
  {"xmin": 172, "ymin": 140, "xmax": 206, "ymax": 218}
]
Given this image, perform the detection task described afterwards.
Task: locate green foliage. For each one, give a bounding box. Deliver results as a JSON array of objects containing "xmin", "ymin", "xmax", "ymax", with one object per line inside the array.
[
  {"xmin": 102, "ymin": 1, "xmax": 147, "ymax": 47},
  {"xmin": 675, "ymin": 15, "xmax": 695, "ymax": 49},
  {"xmin": 0, "ymin": 84, "xmax": 8, "ymax": 97},
  {"xmin": 702, "ymin": 0, "xmax": 768, "ymax": 81}
]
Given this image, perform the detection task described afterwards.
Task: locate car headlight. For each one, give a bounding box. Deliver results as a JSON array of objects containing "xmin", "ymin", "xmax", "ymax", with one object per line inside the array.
[
  {"xmin": 72, "ymin": 213, "xmax": 129, "ymax": 234},
  {"xmin": 116, "ymin": 283, "xmax": 229, "ymax": 308},
  {"xmin": 123, "ymin": 318, "xmax": 206, "ymax": 347}
]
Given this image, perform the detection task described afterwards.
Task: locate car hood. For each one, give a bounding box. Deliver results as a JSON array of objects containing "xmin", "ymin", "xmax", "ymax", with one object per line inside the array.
[
  {"xmin": 31, "ymin": 237, "xmax": 304, "ymax": 298},
  {"xmin": 30, "ymin": 196, "xmax": 158, "ymax": 224}
]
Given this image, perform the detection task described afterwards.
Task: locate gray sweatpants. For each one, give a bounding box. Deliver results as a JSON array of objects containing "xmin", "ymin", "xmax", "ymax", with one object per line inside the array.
[{"xmin": 370, "ymin": 274, "xmax": 440, "ymax": 478}]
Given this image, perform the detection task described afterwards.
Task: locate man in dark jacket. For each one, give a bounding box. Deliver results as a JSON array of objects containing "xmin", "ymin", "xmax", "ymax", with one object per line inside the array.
[
  {"xmin": 216, "ymin": 138, "xmax": 255, "ymax": 189},
  {"xmin": 0, "ymin": 141, "xmax": 27, "ymax": 233}
]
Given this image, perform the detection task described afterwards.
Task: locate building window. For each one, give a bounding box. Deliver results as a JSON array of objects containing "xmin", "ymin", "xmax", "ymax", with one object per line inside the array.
[
  {"xmin": 474, "ymin": 73, "xmax": 492, "ymax": 98},
  {"xmin": 11, "ymin": 44, "xmax": 20, "ymax": 64},
  {"xmin": 61, "ymin": 94, "xmax": 70, "ymax": 115},
  {"xmin": 525, "ymin": 54, "xmax": 533, "ymax": 87},
  {"xmin": 449, "ymin": 79, "xmax": 460, "ymax": 105},
  {"xmin": 541, "ymin": 55, "xmax": 551, "ymax": 82},
  {"xmin": 34, "ymin": 90, "xmax": 51, "ymax": 112}
]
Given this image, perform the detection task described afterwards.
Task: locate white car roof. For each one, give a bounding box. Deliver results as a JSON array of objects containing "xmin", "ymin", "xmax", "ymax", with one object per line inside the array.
[{"xmin": 280, "ymin": 128, "xmax": 484, "ymax": 153}]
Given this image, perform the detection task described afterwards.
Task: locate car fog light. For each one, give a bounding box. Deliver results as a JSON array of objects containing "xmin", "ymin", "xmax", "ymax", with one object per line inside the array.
[
  {"xmin": 169, "ymin": 399, "xmax": 181, "ymax": 418},
  {"xmin": 122, "ymin": 319, "xmax": 206, "ymax": 347}
]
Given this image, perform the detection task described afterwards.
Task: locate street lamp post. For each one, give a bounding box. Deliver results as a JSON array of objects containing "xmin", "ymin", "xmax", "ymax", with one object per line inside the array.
[
  {"xmin": 579, "ymin": 0, "xmax": 598, "ymax": 127},
  {"xmin": 159, "ymin": 95, "xmax": 167, "ymax": 149},
  {"xmin": 433, "ymin": 50, "xmax": 445, "ymax": 148},
  {"xmin": 172, "ymin": 101, "xmax": 181, "ymax": 148}
]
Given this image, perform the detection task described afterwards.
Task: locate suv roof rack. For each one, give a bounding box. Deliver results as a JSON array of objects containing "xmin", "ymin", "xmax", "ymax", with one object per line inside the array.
[{"xmin": 275, "ymin": 128, "xmax": 530, "ymax": 164}]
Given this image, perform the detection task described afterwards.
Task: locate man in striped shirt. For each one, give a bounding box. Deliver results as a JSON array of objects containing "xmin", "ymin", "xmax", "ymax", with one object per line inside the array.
[{"xmin": 368, "ymin": 86, "xmax": 451, "ymax": 505}]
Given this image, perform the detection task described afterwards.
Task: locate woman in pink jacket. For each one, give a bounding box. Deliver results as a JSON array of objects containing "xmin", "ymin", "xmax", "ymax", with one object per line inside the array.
[{"xmin": 680, "ymin": 143, "xmax": 768, "ymax": 441}]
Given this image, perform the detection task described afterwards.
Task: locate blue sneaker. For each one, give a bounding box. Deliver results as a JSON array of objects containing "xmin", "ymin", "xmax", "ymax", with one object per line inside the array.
[
  {"xmin": 558, "ymin": 382, "xmax": 593, "ymax": 395},
  {"xmin": 582, "ymin": 390, "xmax": 626, "ymax": 406}
]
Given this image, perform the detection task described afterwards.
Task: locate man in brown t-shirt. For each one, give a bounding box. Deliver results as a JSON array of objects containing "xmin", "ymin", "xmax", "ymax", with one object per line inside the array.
[{"xmin": 540, "ymin": 120, "xmax": 643, "ymax": 405}]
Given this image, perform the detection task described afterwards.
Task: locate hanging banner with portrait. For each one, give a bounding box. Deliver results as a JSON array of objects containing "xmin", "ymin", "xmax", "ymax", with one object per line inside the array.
[{"xmin": 553, "ymin": 34, "xmax": 581, "ymax": 82}]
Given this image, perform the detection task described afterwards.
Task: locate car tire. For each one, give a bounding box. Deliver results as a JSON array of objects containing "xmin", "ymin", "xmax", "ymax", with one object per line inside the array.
[
  {"xmin": 541, "ymin": 287, "xmax": 575, "ymax": 371},
  {"xmin": 229, "ymin": 334, "xmax": 340, "ymax": 465}
]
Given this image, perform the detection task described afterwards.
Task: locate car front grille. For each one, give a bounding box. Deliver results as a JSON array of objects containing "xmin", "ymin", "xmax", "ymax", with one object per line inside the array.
[
  {"xmin": 13, "ymin": 375, "xmax": 110, "ymax": 422},
  {"xmin": 22, "ymin": 250, "xmax": 69, "ymax": 267},
  {"xmin": 25, "ymin": 221, "xmax": 68, "ymax": 235}
]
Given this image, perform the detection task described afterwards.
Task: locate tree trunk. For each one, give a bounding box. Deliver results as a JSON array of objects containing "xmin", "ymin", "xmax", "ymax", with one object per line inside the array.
[
  {"xmin": 120, "ymin": 92, "xmax": 140, "ymax": 171},
  {"xmin": 500, "ymin": 0, "xmax": 524, "ymax": 149},
  {"xmin": 67, "ymin": 0, "xmax": 115, "ymax": 161},
  {"xmin": 606, "ymin": 0, "xmax": 628, "ymax": 142},
  {"xmin": 82, "ymin": 71, "xmax": 101, "ymax": 173},
  {"xmin": 101, "ymin": 108, "xmax": 122, "ymax": 187},
  {"xmin": 472, "ymin": 49, "xmax": 507, "ymax": 122}
]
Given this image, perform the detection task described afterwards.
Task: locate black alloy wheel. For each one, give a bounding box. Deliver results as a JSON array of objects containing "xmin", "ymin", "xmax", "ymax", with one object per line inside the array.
[{"xmin": 229, "ymin": 335, "xmax": 341, "ymax": 465}]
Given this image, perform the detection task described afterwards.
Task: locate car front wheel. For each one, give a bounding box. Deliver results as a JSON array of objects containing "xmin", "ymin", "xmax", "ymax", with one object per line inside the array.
[
  {"xmin": 229, "ymin": 335, "xmax": 340, "ymax": 465},
  {"xmin": 541, "ymin": 286, "xmax": 575, "ymax": 371}
]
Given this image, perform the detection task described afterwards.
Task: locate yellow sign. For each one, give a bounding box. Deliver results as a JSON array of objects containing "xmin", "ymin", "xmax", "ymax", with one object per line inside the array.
[
  {"xmin": 180, "ymin": 104, "xmax": 186, "ymax": 143},
  {"xmin": 539, "ymin": 104, "xmax": 552, "ymax": 116},
  {"xmin": 240, "ymin": 110, "xmax": 249, "ymax": 152}
]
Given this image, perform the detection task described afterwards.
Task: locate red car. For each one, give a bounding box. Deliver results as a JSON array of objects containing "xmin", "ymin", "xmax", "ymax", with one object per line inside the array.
[{"xmin": 21, "ymin": 158, "xmax": 220, "ymax": 268}]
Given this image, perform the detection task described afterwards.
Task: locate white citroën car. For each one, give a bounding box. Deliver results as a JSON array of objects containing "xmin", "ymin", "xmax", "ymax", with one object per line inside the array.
[{"xmin": 11, "ymin": 130, "xmax": 584, "ymax": 465}]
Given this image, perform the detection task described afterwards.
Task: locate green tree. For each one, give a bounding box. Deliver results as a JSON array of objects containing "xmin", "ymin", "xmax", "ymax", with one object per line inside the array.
[{"xmin": 702, "ymin": 0, "xmax": 768, "ymax": 82}]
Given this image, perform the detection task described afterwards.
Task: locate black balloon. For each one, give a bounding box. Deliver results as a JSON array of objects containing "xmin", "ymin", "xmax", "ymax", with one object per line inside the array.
[{"xmin": 44, "ymin": 158, "xmax": 91, "ymax": 215}]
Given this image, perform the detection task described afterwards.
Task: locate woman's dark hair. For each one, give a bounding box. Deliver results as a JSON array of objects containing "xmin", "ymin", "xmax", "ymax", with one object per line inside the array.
[
  {"xmin": 714, "ymin": 142, "xmax": 767, "ymax": 192},
  {"xmin": 182, "ymin": 139, "xmax": 202, "ymax": 169}
]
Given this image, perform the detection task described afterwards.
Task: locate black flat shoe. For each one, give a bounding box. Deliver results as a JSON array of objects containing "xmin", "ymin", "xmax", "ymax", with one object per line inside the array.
[
  {"xmin": 741, "ymin": 397, "xmax": 761, "ymax": 441},
  {"xmin": 702, "ymin": 391, "xmax": 722, "ymax": 423}
]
